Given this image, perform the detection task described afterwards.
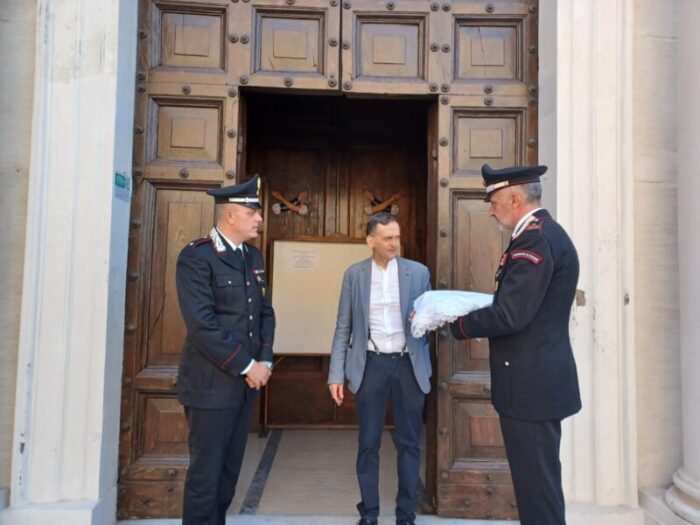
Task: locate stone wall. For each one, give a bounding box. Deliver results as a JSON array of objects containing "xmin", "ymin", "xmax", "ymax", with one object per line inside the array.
[
  {"xmin": 0, "ymin": 0, "xmax": 37, "ymax": 501},
  {"xmin": 634, "ymin": 0, "xmax": 682, "ymax": 490}
]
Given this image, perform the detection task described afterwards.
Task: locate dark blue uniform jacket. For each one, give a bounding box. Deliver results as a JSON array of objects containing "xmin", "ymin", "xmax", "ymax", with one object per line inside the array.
[
  {"xmin": 451, "ymin": 209, "xmax": 582, "ymax": 421},
  {"xmin": 175, "ymin": 231, "xmax": 275, "ymax": 409}
]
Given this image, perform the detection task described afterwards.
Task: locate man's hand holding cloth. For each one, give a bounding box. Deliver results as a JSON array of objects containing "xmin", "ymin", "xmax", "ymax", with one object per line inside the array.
[{"xmin": 410, "ymin": 290, "xmax": 493, "ymax": 338}]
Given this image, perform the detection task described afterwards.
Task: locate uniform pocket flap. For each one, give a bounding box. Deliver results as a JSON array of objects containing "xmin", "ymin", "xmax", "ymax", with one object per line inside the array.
[{"xmin": 216, "ymin": 274, "xmax": 243, "ymax": 287}]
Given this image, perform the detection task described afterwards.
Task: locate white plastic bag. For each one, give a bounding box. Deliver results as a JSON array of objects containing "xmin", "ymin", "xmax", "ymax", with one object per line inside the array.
[{"xmin": 411, "ymin": 290, "xmax": 493, "ymax": 338}]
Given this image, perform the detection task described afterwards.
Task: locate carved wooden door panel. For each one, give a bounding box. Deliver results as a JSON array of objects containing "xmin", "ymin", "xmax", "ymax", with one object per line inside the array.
[
  {"xmin": 230, "ymin": 0, "xmax": 341, "ymax": 91},
  {"xmin": 432, "ymin": 0, "xmax": 539, "ymax": 519},
  {"xmin": 119, "ymin": 0, "xmax": 246, "ymax": 518},
  {"xmin": 339, "ymin": 0, "xmax": 441, "ymax": 95}
]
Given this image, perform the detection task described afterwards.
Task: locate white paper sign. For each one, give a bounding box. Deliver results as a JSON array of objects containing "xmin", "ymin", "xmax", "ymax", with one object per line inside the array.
[
  {"xmin": 288, "ymin": 249, "xmax": 320, "ymax": 270},
  {"xmin": 272, "ymin": 240, "xmax": 370, "ymax": 355}
]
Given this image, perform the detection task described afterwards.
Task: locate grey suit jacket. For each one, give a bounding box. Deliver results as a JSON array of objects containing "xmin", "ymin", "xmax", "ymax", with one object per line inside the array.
[{"xmin": 328, "ymin": 256, "xmax": 432, "ymax": 394}]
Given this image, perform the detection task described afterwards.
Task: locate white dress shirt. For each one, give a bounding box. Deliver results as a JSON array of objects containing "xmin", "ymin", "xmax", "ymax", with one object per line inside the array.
[
  {"xmin": 216, "ymin": 228, "xmax": 271, "ymax": 374},
  {"xmin": 217, "ymin": 228, "xmax": 244, "ymax": 253},
  {"xmin": 367, "ymin": 258, "xmax": 406, "ymax": 353}
]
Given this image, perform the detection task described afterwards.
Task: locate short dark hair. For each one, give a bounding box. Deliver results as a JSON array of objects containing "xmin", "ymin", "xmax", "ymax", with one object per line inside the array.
[{"xmin": 366, "ymin": 212, "xmax": 398, "ymax": 236}]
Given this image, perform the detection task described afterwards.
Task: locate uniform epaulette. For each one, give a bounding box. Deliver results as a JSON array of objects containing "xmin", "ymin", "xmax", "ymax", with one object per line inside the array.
[
  {"xmin": 189, "ymin": 237, "xmax": 211, "ymax": 248},
  {"xmin": 524, "ymin": 217, "xmax": 550, "ymax": 233}
]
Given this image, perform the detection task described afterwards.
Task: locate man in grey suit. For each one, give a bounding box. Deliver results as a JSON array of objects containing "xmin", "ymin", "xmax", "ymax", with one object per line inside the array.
[{"xmin": 328, "ymin": 212, "xmax": 432, "ymax": 525}]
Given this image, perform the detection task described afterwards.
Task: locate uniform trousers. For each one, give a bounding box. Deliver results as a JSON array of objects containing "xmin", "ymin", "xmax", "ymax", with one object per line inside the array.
[
  {"xmin": 355, "ymin": 351, "xmax": 425, "ymax": 522},
  {"xmin": 182, "ymin": 395, "xmax": 255, "ymax": 525},
  {"xmin": 499, "ymin": 416, "xmax": 565, "ymax": 525}
]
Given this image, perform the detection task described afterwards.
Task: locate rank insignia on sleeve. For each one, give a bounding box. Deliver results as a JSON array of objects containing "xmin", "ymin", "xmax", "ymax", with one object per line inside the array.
[{"xmin": 510, "ymin": 250, "xmax": 543, "ymax": 265}]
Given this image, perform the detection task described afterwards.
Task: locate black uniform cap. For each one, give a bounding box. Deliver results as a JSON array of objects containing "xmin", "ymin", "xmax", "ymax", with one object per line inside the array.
[
  {"xmin": 481, "ymin": 164, "xmax": 547, "ymax": 202},
  {"xmin": 207, "ymin": 173, "xmax": 262, "ymax": 209}
]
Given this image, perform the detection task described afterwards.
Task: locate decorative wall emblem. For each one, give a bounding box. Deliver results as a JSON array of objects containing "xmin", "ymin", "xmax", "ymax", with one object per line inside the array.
[
  {"xmin": 271, "ymin": 190, "xmax": 310, "ymax": 216},
  {"xmin": 363, "ymin": 190, "xmax": 400, "ymax": 216}
]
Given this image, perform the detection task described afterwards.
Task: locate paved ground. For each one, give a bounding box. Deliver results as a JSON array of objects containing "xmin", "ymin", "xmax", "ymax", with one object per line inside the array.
[
  {"xmin": 116, "ymin": 430, "xmax": 644, "ymax": 524},
  {"xmin": 121, "ymin": 516, "xmax": 513, "ymax": 524}
]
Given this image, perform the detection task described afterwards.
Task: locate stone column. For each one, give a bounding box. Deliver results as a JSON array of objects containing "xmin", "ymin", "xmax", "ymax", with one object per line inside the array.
[
  {"xmin": 552, "ymin": 0, "xmax": 640, "ymax": 511},
  {"xmin": 0, "ymin": 1, "xmax": 137, "ymax": 524},
  {"xmin": 665, "ymin": 0, "xmax": 700, "ymax": 523}
]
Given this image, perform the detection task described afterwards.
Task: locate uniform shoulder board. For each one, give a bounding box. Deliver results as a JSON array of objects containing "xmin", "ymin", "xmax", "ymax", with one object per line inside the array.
[
  {"xmin": 524, "ymin": 220, "xmax": 544, "ymax": 233},
  {"xmin": 189, "ymin": 237, "xmax": 211, "ymax": 248},
  {"xmin": 510, "ymin": 250, "xmax": 543, "ymax": 265},
  {"xmin": 526, "ymin": 216, "xmax": 553, "ymax": 230}
]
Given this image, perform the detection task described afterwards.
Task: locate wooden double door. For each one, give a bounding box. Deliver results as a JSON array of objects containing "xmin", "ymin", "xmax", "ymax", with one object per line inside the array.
[{"xmin": 120, "ymin": 0, "xmax": 539, "ymax": 519}]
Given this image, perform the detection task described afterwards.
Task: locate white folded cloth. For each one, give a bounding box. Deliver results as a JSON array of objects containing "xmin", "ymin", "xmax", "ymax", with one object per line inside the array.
[{"xmin": 410, "ymin": 290, "xmax": 493, "ymax": 338}]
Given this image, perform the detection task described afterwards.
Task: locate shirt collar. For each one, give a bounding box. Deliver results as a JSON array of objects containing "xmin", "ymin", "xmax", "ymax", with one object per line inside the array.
[
  {"xmin": 512, "ymin": 207, "xmax": 543, "ymax": 239},
  {"xmin": 371, "ymin": 257, "xmax": 398, "ymax": 272},
  {"xmin": 216, "ymin": 228, "xmax": 243, "ymax": 252}
]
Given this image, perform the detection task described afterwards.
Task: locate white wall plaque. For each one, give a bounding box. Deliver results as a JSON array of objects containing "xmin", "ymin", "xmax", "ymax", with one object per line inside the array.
[{"xmin": 271, "ymin": 239, "xmax": 370, "ymax": 355}]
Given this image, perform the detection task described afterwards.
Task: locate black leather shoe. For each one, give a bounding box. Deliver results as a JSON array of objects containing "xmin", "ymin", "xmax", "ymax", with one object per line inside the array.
[{"xmin": 357, "ymin": 519, "xmax": 378, "ymax": 525}]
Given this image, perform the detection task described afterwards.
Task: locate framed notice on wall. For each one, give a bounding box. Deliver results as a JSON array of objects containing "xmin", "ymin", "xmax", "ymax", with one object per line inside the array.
[{"xmin": 270, "ymin": 239, "xmax": 370, "ymax": 355}]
